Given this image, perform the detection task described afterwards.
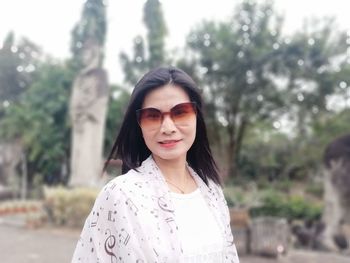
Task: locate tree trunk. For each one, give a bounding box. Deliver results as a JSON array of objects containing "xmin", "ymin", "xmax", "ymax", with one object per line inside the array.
[
  {"xmin": 20, "ymin": 152, "xmax": 27, "ymax": 200},
  {"xmin": 225, "ymin": 117, "xmax": 248, "ymax": 180},
  {"xmin": 226, "ymin": 124, "xmax": 237, "ymax": 179},
  {"xmin": 235, "ymin": 117, "xmax": 248, "ymax": 162}
]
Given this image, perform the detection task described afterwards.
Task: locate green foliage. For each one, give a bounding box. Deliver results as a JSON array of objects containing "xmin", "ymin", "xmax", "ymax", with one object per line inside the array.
[
  {"xmin": 0, "ymin": 32, "xmax": 41, "ymax": 108},
  {"xmin": 223, "ymin": 184, "xmax": 259, "ymax": 208},
  {"xmin": 312, "ymin": 109, "xmax": 350, "ymax": 147},
  {"xmin": 0, "ymin": 0, "xmax": 348, "ymax": 202},
  {"xmin": 250, "ymin": 190, "xmax": 323, "ymax": 221},
  {"xmin": 287, "ymin": 108, "xmax": 350, "ymax": 179},
  {"xmin": 143, "ymin": 0, "xmax": 167, "ymax": 68},
  {"xmin": 120, "ymin": 0, "xmax": 168, "ymax": 85},
  {"xmin": 238, "ymin": 124, "xmax": 291, "ymax": 180},
  {"xmin": 0, "ymin": 60, "xmax": 73, "ymax": 185},
  {"xmin": 250, "ymin": 190, "xmax": 286, "ymax": 217},
  {"xmin": 119, "ymin": 36, "xmax": 148, "ymax": 86},
  {"xmin": 224, "ymin": 188, "xmax": 245, "ymax": 208},
  {"xmin": 277, "ymin": 18, "xmax": 348, "ymax": 138},
  {"xmin": 305, "ymin": 182, "xmax": 324, "ymax": 199},
  {"xmin": 184, "ymin": 0, "xmax": 349, "ymax": 180},
  {"xmin": 186, "ymin": 0, "xmax": 285, "ymax": 177},
  {"xmin": 274, "ymin": 179, "xmax": 293, "ymax": 193},
  {"xmin": 235, "ymin": 105, "xmax": 350, "ymax": 182},
  {"xmin": 104, "ymin": 85, "xmax": 130, "ymax": 154},
  {"xmin": 224, "ymin": 193, "xmax": 236, "ymax": 208}
]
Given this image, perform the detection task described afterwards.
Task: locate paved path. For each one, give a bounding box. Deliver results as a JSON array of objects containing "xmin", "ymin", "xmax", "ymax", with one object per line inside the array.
[
  {"xmin": 0, "ymin": 224, "xmax": 79, "ymax": 263},
  {"xmin": 0, "ymin": 221, "xmax": 349, "ymax": 263}
]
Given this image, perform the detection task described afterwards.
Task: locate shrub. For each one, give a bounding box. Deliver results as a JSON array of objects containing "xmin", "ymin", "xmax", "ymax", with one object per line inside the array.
[
  {"xmin": 250, "ymin": 190, "xmax": 323, "ymax": 221},
  {"xmin": 44, "ymin": 186, "xmax": 99, "ymax": 228},
  {"xmin": 274, "ymin": 179, "xmax": 292, "ymax": 193},
  {"xmin": 305, "ymin": 183, "xmax": 324, "ymax": 198}
]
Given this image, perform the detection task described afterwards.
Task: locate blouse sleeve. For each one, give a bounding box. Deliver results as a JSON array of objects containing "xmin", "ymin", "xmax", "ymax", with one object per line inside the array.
[{"xmin": 71, "ymin": 182, "xmax": 146, "ymax": 262}]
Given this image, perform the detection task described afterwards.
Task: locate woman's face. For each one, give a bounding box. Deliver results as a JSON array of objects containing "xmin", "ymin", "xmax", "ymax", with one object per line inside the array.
[{"xmin": 139, "ymin": 84, "xmax": 197, "ymax": 164}]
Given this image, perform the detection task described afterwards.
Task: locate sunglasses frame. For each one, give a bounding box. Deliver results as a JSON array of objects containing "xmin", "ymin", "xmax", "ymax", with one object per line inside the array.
[{"xmin": 136, "ymin": 101, "xmax": 197, "ymax": 129}]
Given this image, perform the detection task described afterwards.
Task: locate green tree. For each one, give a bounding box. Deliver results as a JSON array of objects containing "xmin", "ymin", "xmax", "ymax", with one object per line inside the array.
[
  {"xmin": 277, "ymin": 18, "xmax": 348, "ymax": 137},
  {"xmin": 143, "ymin": 0, "xmax": 167, "ymax": 68},
  {"xmin": 120, "ymin": 0, "xmax": 167, "ymax": 85},
  {"xmin": 104, "ymin": 85, "xmax": 130, "ymax": 154},
  {"xmin": 238, "ymin": 121, "xmax": 291, "ymax": 181},
  {"xmin": 269, "ymin": 19, "xmax": 350, "ymax": 180},
  {"xmin": 0, "ymin": 32, "xmax": 41, "ymax": 111},
  {"xmin": 186, "ymin": 0, "xmax": 284, "ymax": 178},
  {"xmin": 0, "ymin": 61, "xmax": 74, "ymax": 186},
  {"xmin": 185, "ymin": 0, "xmax": 349, "ymax": 180},
  {"xmin": 289, "ymin": 108, "xmax": 350, "ymax": 180}
]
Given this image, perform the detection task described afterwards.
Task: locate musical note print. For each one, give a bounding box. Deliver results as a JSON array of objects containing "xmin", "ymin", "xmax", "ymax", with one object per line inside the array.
[
  {"xmin": 104, "ymin": 229, "xmax": 117, "ymax": 263},
  {"xmin": 90, "ymin": 208, "xmax": 102, "ymax": 227},
  {"xmin": 153, "ymin": 248, "xmax": 159, "ymax": 257},
  {"xmin": 105, "ymin": 191, "xmax": 111, "ymax": 201},
  {"xmin": 113, "ymin": 199, "xmax": 121, "ymax": 207},
  {"xmin": 108, "ymin": 210, "xmax": 117, "ymax": 222},
  {"xmin": 125, "ymin": 198, "xmax": 139, "ymax": 216},
  {"xmin": 165, "ymin": 217, "xmax": 178, "ymax": 233},
  {"xmin": 226, "ymin": 234, "xmax": 235, "ymax": 247},
  {"xmin": 118, "ymin": 228, "xmax": 131, "ymax": 246},
  {"xmin": 72, "ymin": 157, "xmax": 239, "ymax": 262},
  {"xmin": 134, "ymin": 182, "xmax": 143, "ymax": 189},
  {"xmin": 109, "ymin": 182, "xmax": 117, "ymax": 190},
  {"xmin": 157, "ymin": 196, "xmax": 174, "ymax": 213},
  {"xmin": 150, "ymin": 208, "xmax": 160, "ymax": 218}
]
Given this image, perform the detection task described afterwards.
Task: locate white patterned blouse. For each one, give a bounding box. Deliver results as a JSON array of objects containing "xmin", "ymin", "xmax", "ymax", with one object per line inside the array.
[{"xmin": 72, "ymin": 156, "xmax": 239, "ymax": 263}]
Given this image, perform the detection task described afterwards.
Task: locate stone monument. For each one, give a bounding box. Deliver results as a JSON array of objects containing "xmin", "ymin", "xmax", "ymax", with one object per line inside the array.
[
  {"xmin": 0, "ymin": 140, "xmax": 22, "ymax": 198},
  {"xmin": 250, "ymin": 216, "xmax": 289, "ymax": 257},
  {"xmin": 323, "ymin": 134, "xmax": 350, "ymax": 252},
  {"xmin": 69, "ymin": 39, "xmax": 109, "ymax": 187}
]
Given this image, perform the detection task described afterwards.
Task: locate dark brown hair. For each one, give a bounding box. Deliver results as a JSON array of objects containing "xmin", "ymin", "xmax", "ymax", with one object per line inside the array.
[{"xmin": 104, "ymin": 66, "xmax": 220, "ymax": 185}]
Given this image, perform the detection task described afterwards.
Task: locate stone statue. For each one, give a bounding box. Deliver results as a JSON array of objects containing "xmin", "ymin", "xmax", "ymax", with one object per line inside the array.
[
  {"xmin": 69, "ymin": 39, "xmax": 109, "ymax": 187},
  {"xmin": 0, "ymin": 140, "xmax": 22, "ymax": 198},
  {"xmin": 322, "ymin": 134, "xmax": 350, "ymax": 252}
]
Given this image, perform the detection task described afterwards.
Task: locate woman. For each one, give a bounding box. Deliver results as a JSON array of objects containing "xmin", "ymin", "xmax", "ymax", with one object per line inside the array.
[{"xmin": 72, "ymin": 67, "xmax": 239, "ymax": 262}]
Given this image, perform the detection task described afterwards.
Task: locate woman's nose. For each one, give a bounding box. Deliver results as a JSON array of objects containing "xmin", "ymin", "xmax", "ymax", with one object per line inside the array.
[{"xmin": 160, "ymin": 115, "xmax": 176, "ymax": 134}]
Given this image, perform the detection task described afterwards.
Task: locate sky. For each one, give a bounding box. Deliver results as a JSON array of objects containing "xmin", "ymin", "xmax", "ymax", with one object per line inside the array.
[{"xmin": 0, "ymin": 0, "xmax": 349, "ymax": 84}]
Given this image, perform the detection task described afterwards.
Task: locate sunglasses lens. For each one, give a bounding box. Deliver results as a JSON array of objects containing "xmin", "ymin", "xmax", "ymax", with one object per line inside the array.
[
  {"xmin": 137, "ymin": 108, "xmax": 162, "ymax": 129},
  {"xmin": 137, "ymin": 102, "xmax": 196, "ymax": 130},
  {"xmin": 171, "ymin": 103, "xmax": 196, "ymax": 125}
]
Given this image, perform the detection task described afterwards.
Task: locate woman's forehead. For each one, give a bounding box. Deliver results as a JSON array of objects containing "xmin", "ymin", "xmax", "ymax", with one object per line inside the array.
[{"xmin": 142, "ymin": 84, "xmax": 190, "ymax": 109}]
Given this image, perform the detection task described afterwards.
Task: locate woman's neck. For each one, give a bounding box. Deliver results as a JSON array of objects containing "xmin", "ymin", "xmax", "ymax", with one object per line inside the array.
[
  {"xmin": 152, "ymin": 155, "xmax": 198, "ymax": 194},
  {"xmin": 152, "ymin": 155, "xmax": 188, "ymax": 182}
]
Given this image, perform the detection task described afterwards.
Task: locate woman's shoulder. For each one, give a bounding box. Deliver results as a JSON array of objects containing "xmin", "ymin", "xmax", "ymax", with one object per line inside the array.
[
  {"xmin": 189, "ymin": 168, "xmax": 222, "ymax": 191},
  {"xmin": 205, "ymin": 177, "xmax": 225, "ymax": 199},
  {"xmin": 98, "ymin": 168, "xmax": 152, "ymax": 200}
]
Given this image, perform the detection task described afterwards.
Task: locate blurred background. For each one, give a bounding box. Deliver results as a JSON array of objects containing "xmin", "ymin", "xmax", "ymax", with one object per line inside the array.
[{"xmin": 0, "ymin": 0, "xmax": 349, "ymax": 262}]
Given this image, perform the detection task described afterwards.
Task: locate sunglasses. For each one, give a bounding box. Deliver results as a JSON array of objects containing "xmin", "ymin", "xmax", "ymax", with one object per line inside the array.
[{"xmin": 136, "ymin": 102, "xmax": 197, "ymax": 130}]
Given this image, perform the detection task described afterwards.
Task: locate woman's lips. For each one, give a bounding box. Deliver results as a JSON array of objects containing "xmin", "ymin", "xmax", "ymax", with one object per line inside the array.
[{"xmin": 159, "ymin": 140, "xmax": 181, "ymax": 148}]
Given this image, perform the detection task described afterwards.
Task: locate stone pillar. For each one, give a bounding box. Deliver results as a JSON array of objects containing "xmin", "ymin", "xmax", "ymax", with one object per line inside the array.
[
  {"xmin": 0, "ymin": 140, "xmax": 22, "ymax": 198},
  {"xmin": 250, "ymin": 216, "xmax": 289, "ymax": 257},
  {"xmin": 69, "ymin": 40, "xmax": 109, "ymax": 187},
  {"xmin": 322, "ymin": 164, "xmax": 344, "ymax": 251},
  {"xmin": 230, "ymin": 208, "xmax": 250, "ymax": 255},
  {"xmin": 323, "ymin": 134, "xmax": 350, "ymax": 252}
]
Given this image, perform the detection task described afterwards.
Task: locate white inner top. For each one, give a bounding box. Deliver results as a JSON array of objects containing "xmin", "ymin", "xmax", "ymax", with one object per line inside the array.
[{"xmin": 171, "ymin": 189, "xmax": 224, "ymax": 262}]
